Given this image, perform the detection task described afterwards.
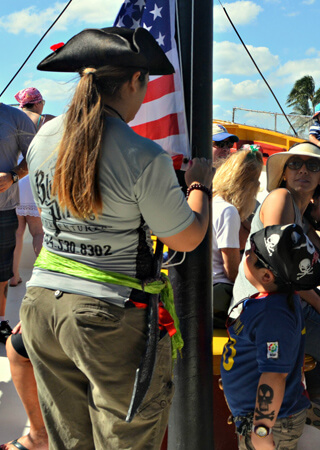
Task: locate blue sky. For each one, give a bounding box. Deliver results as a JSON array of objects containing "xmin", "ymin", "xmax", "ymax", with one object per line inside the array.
[
  {"xmin": 0, "ymin": 0, "xmax": 124, "ymax": 116},
  {"xmin": 213, "ymin": 0, "xmax": 320, "ymax": 129},
  {"xmin": 1, "ymin": 0, "xmax": 320, "ymax": 131}
]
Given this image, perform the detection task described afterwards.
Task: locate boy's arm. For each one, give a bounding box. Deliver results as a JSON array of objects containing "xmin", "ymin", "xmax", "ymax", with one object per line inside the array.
[{"xmin": 251, "ymin": 372, "xmax": 287, "ymax": 450}]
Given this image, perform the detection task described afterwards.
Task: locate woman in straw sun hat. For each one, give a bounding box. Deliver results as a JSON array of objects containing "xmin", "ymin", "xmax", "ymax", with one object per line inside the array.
[
  {"xmin": 17, "ymin": 27, "xmax": 214, "ymax": 449},
  {"xmin": 232, "ymin": 141, "xmax": 320, "ymax": 363}
]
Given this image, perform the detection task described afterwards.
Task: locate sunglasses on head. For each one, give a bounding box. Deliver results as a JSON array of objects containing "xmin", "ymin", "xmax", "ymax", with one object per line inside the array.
[
  {"xmin": 285, "ymin": 157, "xmax": 320, "ymax": 173},
  {"xmin": 213, "ymin": 140, "xmax": 234, "ymax": 148}
]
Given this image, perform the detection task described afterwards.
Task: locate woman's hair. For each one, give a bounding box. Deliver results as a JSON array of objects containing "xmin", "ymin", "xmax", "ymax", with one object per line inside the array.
[
  {"xmin": 51, "ymin": 65, "xmax": 148, "ymax": 219},
  {"xmin": 212, "ymin": 149, "xmax": 263, "ymax": 220}
]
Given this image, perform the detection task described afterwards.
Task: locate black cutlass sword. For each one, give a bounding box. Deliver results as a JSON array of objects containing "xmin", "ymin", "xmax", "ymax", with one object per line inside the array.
[{"xmin": 126, "ymin": 239, "xmax": 164, "ymax": 422}]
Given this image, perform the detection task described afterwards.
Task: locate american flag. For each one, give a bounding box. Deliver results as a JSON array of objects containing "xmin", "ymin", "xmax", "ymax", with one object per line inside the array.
[{"xmin": 114, "ymin": 0, "xmax": 190, "ymax": 163}]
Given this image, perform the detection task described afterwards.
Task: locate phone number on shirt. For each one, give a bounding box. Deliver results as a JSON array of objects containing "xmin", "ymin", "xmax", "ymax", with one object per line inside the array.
[{"xmin": 44, "ymin": 234, "xmax": 112, "ymax": 257}]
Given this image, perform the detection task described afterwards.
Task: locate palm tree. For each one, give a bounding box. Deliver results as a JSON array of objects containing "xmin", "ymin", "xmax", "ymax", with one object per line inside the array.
[
  {"xmin": 286, "ymin": 75, "xmax": 320, "ymax": 116},
  {"xmin": 286, "ymin": 76, "xmax": 320, "ymax": 137}
]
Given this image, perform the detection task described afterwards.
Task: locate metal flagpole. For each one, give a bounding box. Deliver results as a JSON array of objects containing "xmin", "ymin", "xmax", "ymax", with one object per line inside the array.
[{"xmin": 167, "ymin": 0, "xmax": 214, "ymax": 447}]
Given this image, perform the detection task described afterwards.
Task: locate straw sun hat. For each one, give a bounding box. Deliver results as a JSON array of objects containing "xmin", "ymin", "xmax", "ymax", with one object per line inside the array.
[{"xmin": 266, "ymin": 142, "xmax": 320, "ymax": 192}]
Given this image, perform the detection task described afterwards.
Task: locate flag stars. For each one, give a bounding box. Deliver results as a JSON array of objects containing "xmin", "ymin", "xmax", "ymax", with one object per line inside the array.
[
  {"xmin": 150, "ymin": 3, "xmax": 163, "ymax": 20},
  {"xmin": 156, "ymin": 32, "xmax": 165, "ymax": 46},
  {"xmin": 131, "ymin": 17, "xmax": 141, "ymax": 29},
  {"xmin": 143, "ymin": 23, "xmax": 152, "ymax": 31},
  {"xmin": 125, "ymin": 4, "xmax": 136, "ymax": 15},
  {"xmin": 116, "ymin": 15, "xmax": 126, "ymax": 27},
  {"xmin": 134, "ymin": 0, "xmax": 146, "ymax": 11}
]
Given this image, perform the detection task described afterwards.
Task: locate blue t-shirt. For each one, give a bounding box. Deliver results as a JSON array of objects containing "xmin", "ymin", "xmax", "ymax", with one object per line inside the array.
[{"xmin": 221, "ymin": 292, "xmax": 309, "ymax": 427}]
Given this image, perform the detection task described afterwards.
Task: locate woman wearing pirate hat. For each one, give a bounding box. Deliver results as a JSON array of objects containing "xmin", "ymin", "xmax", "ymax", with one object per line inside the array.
[{"xmin": 17, "ymin": 27, "xmax": 214, "ymax": 448}]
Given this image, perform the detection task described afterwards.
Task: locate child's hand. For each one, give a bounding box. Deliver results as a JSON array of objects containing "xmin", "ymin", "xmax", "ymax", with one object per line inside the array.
[{"xmin": 251, "ymin": 432, "xmax": 275, "ymax": 450}]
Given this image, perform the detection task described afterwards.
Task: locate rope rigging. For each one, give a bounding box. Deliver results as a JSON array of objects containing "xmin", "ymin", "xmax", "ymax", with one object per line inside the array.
[
  {"xmin": 218, "ymin": 0, "xmax": 298, "ymax": 137},
  {"xmin": 0, "ymin": 0, "xmax": 74, "ymax": 98}
]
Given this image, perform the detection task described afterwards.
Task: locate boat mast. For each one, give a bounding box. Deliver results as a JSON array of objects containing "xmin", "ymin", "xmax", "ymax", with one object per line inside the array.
[{"xmin": 168, "ymin": 0, "xmax": 214, "ymax": 448}]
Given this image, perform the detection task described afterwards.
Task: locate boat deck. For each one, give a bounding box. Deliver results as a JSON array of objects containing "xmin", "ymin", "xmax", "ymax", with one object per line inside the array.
[{"xmin": 0, "ymin": 233, "xmax": 320, "ymax": 447}]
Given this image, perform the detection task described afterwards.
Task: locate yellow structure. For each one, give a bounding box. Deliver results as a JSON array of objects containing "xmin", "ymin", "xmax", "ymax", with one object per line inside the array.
[{"xmin": 213, "ymin": 120, "xmax": 304, "ymax": 151}]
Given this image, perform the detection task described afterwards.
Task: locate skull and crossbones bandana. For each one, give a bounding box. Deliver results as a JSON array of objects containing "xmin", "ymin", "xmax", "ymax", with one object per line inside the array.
[{"xmin": 251, "ymin": 224, "xmax": 320, "ymax": 291}]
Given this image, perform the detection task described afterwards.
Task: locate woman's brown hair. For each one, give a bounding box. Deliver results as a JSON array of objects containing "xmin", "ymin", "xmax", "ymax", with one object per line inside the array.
[{"xmin": 51, "ymin": 65, "xmax": 147, "ymax": 219}]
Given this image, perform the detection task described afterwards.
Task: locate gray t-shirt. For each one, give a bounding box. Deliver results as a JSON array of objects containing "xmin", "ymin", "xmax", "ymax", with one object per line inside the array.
[
  {"xmin": 0, "ymin": 103, "xmax": 35, "ymax": 210},
  {"xmin": 27, "ymin": 115, "xmax": 194, "ymax": 306},
  {"xmin": 231, "ymin": 190, "xmax": 303, "ymax": 315}
]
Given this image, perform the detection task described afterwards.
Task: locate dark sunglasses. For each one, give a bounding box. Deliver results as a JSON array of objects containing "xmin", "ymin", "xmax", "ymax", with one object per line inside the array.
[
  {"xmin": 285, "ymin": 157, "xmax": 320, "ymax": 173},
  {"xmin": 213, "ymin": 140, "xmax": 234, "ymax": 148}
]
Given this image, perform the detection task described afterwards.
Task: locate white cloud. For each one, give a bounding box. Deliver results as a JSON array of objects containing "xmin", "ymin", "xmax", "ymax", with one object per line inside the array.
[
  {"xmin": 56, "ymin": 0, "xmax": 124, "ymax": 28},
  {"xmin": 213, "ymin": 78, "xmax": 267, "ymax": 101},
  {"xmin": 0, "ymin": 6, "xmax": 58, "ymax": 34},
  {"xmin": 22, "ymin": 77, "xmax": 77, "ymax": 103},
  {"xmin": 303, "ymin": 0, "xmax": 315, "ymax": 5},
  {"xmin": 213, "ymin": 1, "xmax": 263, "ymax": 33},
  {"xmin": 212, "ymin": 104, "xmax": 233, "ymax": 121},
  {"xmin": 275, "ymin": 58, "xmax": 320, "ymax": 86},
  {"xmin": 0, "ymin": 0, "xmax": 124, "ymax": 34},
  {"xmin": 214, "ymin": 41, "xmax": 279, "ymax": 76},
  {"xmin": 306, "ymin": 47, "xmax": 318, "ymax": 56},
  {"xmin": 285, "ymin": 11, "xmax": 299, "ymax": 17}
]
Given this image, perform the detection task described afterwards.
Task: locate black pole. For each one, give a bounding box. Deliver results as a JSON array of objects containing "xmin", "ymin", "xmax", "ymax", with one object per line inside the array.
[{"xmin": 168, "ymin": 0, "xmax": 213, "ymax": 448}]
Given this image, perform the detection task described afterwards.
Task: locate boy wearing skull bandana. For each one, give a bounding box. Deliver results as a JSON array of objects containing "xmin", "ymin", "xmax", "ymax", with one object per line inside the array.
[{"xmin": 221, "ymin": 224, "xmax": 320, "ymax": 450}]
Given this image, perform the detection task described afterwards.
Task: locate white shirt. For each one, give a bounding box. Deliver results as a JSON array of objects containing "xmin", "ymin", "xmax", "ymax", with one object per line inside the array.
[{"xmin": 212, "ymin": 196, "xmax": 240, "ymax": 285}]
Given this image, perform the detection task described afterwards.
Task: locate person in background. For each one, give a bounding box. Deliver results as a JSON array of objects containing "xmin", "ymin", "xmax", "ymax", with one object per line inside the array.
[
  {"xmin": 14, "ymin": 88, "xmax": 55, "ymax": 131},
  {"xmin": 212, "ymin": 123, "xmax": 239, "ymax": 165},
  {"xmin": 211, "ymin": 124, "xmax": 257, "ymax": 250},
  {"xmin": 222, "ymin": 224, "xmax": 320, "ymax": 450},
  {"xmin": 2, "ymin": 320, "xmax": 48, "ymax": 450},
  {"xmin": 19, "ymin": 27, "xmax": 214, "ymax": 449},
  {"xmin": 309, "ymin": 104, "xmax": 320, "ymax": 147},
  {"xmin": 0, "ymin": 103, "xmax": 35, "ymax": 344},
  {"xmin": 212, "ymin": 148, "xmax": 263, "ymax": 327},
  {"xmin": 10, "ymin": 88, "xmax": 55, "ymax": 287}
]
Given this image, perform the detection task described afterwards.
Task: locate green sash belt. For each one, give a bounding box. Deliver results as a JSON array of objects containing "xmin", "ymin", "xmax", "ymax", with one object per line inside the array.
[{"xmin": 35, "ymin": 247, "xmax": 183, "ymax": 360}]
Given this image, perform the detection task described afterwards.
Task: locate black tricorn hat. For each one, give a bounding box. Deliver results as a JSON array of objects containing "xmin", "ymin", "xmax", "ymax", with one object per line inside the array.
[{"xmin": 37, "ymin": 27, "xmax": 174, "ymax": 76}]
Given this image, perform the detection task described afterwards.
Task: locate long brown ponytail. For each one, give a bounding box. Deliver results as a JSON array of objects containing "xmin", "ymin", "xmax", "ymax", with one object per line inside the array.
[{"xmin": 51, "ymin": 65, "xmax": 147, "ymax": 219}]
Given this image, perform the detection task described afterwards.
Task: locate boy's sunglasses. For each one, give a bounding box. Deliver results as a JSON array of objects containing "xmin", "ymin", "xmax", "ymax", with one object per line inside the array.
[
  {"xmin": 285, "ymin": 157, "xmax": 320, "ymax": 173},
  {"xmin": 213, "ymin": 140, "xmax": 234, "ymax": 148}
]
